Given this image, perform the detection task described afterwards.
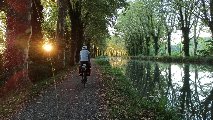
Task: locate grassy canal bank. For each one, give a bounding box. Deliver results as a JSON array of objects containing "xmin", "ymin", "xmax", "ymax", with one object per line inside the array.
[{"xmin": 129, "ymin": 55, "xmax": 213, "ymax": 65}]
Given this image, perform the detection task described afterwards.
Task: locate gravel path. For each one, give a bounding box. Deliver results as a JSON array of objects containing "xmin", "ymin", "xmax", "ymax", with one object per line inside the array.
[{"xmin": 11, "ymin": 61, "xmax": 108, "ymax": 120}]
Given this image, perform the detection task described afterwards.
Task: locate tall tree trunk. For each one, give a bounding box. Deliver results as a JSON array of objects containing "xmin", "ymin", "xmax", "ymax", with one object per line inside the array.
[
  {"xmin": 70, "ymin": 28, "xmax": 77, "ymax": 66},
  {"xmin": 201, "ymin": 0, "xmax": 213, "ymax": 40},
  {"xmin": 68, "ymin": 0, "xmax": 83, "ymax": 65},
  {"xmin": 86, "ymin": 38, "xmax": 91, "ymax": 51},
  {"xmin": 30, "ymin": 0, "xmax": 43, "ymax": 60},
  {"xmin": 75, "ymin": 22, "xmax": 83, "ymax": 63},
  {"xmin": 208, "ymin": 0, "xmax": 213, "ymax": 40},
  {"xmin": 94, "ymin": 46, "xmax": 97, "ymax": 57},
  {"xmin": 64, "ymin": 25, "xmax": 71, "ymax": 66},
  {"xmin": 193, "ymin": 31, "xmax": 198, "ymax": 56},
  {"xmin": 182, "ymin": 27, "xmax": 190, "ymax": 57},
  {"xmin": 193, "ymin": 14, "xmax": 200, "ymax": 56},
  {"xmin": 4, "ymin": 0, "xmax": 32, "ymax": 90},
  {"xmin": 29, "ymin": 0, "xmax": 43, "ymax": 82},
  {"xmin": 145, "ymin": 36, "xmax": 150, "ymax": 56},
  {"xmin": 209, "ymin": 21, "xmax": 213, "ymax": 40},
  {"xmin": 153, "ymin": 36, "xmax": 159, "ymax": 56},
  {"xmin": 134, "ymin": 42, "xmax": 137, "ymax": 56},
  {"xmin": 167, "ymin": 31, "xmax": 171, "ymax": 56},
  {"xmin": 56, "ymin": 0, "xmax": 67, "ymax": 68},
  {"xmin": 178, "ymin": 1, "xmax": 192, "ymax": 57}
]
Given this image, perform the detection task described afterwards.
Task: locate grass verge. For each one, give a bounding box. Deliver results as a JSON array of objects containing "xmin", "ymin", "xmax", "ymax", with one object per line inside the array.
[
  {"xmin": 95, "ymin": 58, "xmax": 180, "ymax": 120},
  {"xmin": 131, "ymin": 55, "xmax": 213, "ymax": 65}
]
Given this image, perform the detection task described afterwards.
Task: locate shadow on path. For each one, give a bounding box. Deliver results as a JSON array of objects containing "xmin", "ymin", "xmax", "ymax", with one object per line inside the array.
[{"xmin": 11, "ymin": 60, "xmax": 107, "ymax": 120}]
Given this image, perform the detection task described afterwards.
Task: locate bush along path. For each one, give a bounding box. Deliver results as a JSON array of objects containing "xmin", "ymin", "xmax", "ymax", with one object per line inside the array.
[{"xmin": 10, "ymin": 60, "xmax": 108, "ymax": 120}]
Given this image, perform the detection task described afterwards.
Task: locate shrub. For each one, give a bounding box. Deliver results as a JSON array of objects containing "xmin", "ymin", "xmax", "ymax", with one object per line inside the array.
[{"xmin": 95, "ymin": 56, "xmax": 110, "ymax": 66}]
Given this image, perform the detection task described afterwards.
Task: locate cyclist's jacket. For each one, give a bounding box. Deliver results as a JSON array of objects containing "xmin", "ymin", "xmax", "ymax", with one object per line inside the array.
[{"xmin": 80, "ymin": 50, "xmax": 90, "ymax": 61}]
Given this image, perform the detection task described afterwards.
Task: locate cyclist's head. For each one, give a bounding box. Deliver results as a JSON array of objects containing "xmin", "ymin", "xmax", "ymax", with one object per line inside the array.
[{"xmin": 82, "ymin": 45, "xmax": 87, "ymax": 50}]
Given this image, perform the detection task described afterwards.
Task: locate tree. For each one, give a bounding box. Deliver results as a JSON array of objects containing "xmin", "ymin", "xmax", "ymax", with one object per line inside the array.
[
  {"xmin": 56, "ymin": 0, "xmax": 68, "ymax": 67},
  {"xmin": 30, "ymin": 0, "xmax": 44, "ymax": 60},
  {"xmin": 105, "ymin": 36, "xmax": 126, "ymax": 56},
  {"xmin": 66, "ymin": 0, "xmax": 126, "ymax": 65},
  {"xmin": 173, "ymin": 0, "xmax": 198, "ymax": 56},
  {"xmin": 116, "ymin": 0, "xmax": 164, "ymax": 56},
  {"xmin": 161, "ymin": 0, "xmax": 177, "ymax": 56},
  {"xmin": 41, "ymin": 0, "xmax": 57, "ymax": 39},
  {"xmin": 67, "ymin": 0, "xmax": 83, "ymax": 65},
  {"xmin": 116, "ymin": 1, "xmax": 147, "ymax": 56},
  {"xmin": 192, "ymin": 15, "xmax": 201, "ymax": 56},
  {"xmin": 28, "ymin": 0, "xmax": 45, "ymax": 82},
  {"xmin": 3, "ymin": 0, "xmax": 32, "ymax": 89},
  {"xmin": 199, "ymin": 0, "xmax": 213, "ymax": 39},
  {"xmin": 146, "ymin": 0, "xmax": 164, "ymax": 56}
]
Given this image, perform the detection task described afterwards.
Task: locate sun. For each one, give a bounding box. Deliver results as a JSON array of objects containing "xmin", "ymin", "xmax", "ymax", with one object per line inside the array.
[{"xmin": 43, "ymin": 43, "xmax": 53, "ymax": 52}]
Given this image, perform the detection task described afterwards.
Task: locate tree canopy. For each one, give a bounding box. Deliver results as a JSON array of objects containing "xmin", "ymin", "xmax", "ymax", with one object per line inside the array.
[
  {"xmin": 0, "ymin": 0, "xmax": 127, "ymax": 88},
  {"xmin": 115, "ymin": 0, "xmax": 213, "ymax": 57}
]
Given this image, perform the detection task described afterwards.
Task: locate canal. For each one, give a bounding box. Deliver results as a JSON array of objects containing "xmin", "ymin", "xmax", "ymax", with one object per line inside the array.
[{"xmin": 109, "ymin": 57, "xmax": 213, "ymax": 120}]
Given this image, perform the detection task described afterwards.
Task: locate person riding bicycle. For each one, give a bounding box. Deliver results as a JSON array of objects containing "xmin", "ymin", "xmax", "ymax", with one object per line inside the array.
[{"xmin": 79, "ymin": 45, "xmax": 91, "ymax": 76}]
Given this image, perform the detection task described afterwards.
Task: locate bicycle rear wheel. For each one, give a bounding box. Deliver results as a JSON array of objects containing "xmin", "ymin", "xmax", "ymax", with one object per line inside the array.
[{"xmin": 82, "ymin": 72, "xmax": 87, "ymax": 87}]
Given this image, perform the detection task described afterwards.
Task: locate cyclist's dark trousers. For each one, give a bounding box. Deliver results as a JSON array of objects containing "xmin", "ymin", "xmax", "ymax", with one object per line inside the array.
[{"xmin": 79, "ymin": 61, "xmax": 91, "ymax": 76}]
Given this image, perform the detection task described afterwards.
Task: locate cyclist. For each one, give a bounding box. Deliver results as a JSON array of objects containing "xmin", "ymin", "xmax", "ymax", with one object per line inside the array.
[{"xmin": 79, "ymin": 45, "xmax": 91, "ymax": 76}]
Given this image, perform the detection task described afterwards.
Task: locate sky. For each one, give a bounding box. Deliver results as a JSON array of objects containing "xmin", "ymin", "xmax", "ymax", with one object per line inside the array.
[
  {"xmin": 171, "ymin": 27, "xmax": 212, "ymax": 45},
  {"xmin": 108, "ymin": 27, "xmax": 212, "ymax": 45}
]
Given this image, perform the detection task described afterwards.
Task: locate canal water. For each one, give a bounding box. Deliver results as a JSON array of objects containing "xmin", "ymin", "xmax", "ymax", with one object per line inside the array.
[{"xmin": 109, "ymin": 57, "xmax": 213, "ymax": 120}]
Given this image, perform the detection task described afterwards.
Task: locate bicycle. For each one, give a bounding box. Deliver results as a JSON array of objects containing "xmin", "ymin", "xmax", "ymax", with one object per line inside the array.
[{"xmin": 81, "ymin": 64, "xmax": 87, "ymax": 87}]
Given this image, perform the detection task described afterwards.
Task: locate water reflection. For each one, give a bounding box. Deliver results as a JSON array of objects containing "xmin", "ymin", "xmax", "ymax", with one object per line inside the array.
[{"xmin": 109, "ymin": 58, "xmax": 213, "ymax": 120}]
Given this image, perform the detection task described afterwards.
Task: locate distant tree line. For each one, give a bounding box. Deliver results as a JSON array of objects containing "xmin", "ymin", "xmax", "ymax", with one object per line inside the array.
[{"xmin": 115, "ymin": 0, "xmax": 213, "ymax": 57}]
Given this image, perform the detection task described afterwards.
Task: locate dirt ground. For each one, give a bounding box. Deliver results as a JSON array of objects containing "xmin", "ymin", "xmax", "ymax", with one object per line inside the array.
[{"xmin": 10, "ymin": 60, "xmax": 108, "ymax": 120}]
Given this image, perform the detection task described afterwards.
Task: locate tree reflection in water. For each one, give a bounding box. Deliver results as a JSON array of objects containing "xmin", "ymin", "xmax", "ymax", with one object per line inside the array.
[{"xmin": 112, "ymin": 59, "xmax": 213, "ymax": 120}]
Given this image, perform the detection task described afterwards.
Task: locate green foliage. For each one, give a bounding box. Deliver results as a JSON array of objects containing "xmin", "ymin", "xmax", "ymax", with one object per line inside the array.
[
  {"xmin": 95, "ymin": 56, "xmax": 110, "ymax": 65},
  {"xmin": 105, "ymin": 36, "xmax": 127, "ymax": 56},
  {"xmin": 116, "ymin": 0, "xmax": 165, "ymax": 56},
  {"xmin": 113, "ymin": 0, "xmax": 213, "ymax": 57},
  {"xmin": 0, "ymin": 11, "xmax": 6, "ymax": 54},
  {"xmin": 82, "ymin": 0, "xmax": 127, "ymax": 50},
  {"xmin": 197, "ymin": 39, "xmax": 213, "ymax": 56},
  {"xmin": 116, "ymin": 1, "xmax": 145, "ymax": 55},
  {"xmin": 41, "ymin": 0, "xmax": 58, "ymax": 39}
]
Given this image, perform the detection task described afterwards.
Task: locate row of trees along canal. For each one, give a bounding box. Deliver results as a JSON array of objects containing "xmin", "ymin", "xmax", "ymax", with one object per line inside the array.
[
  {"xmin": 111, "ymin": 0, "xmax": 213, "ymax": 57},
  {"xmin": 0, "ymin": 0, "xmax": 126, "ymax": 93},
  {"xmin": 1, "ymin": 0, "xmax": 213, "ymax": 94}
]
